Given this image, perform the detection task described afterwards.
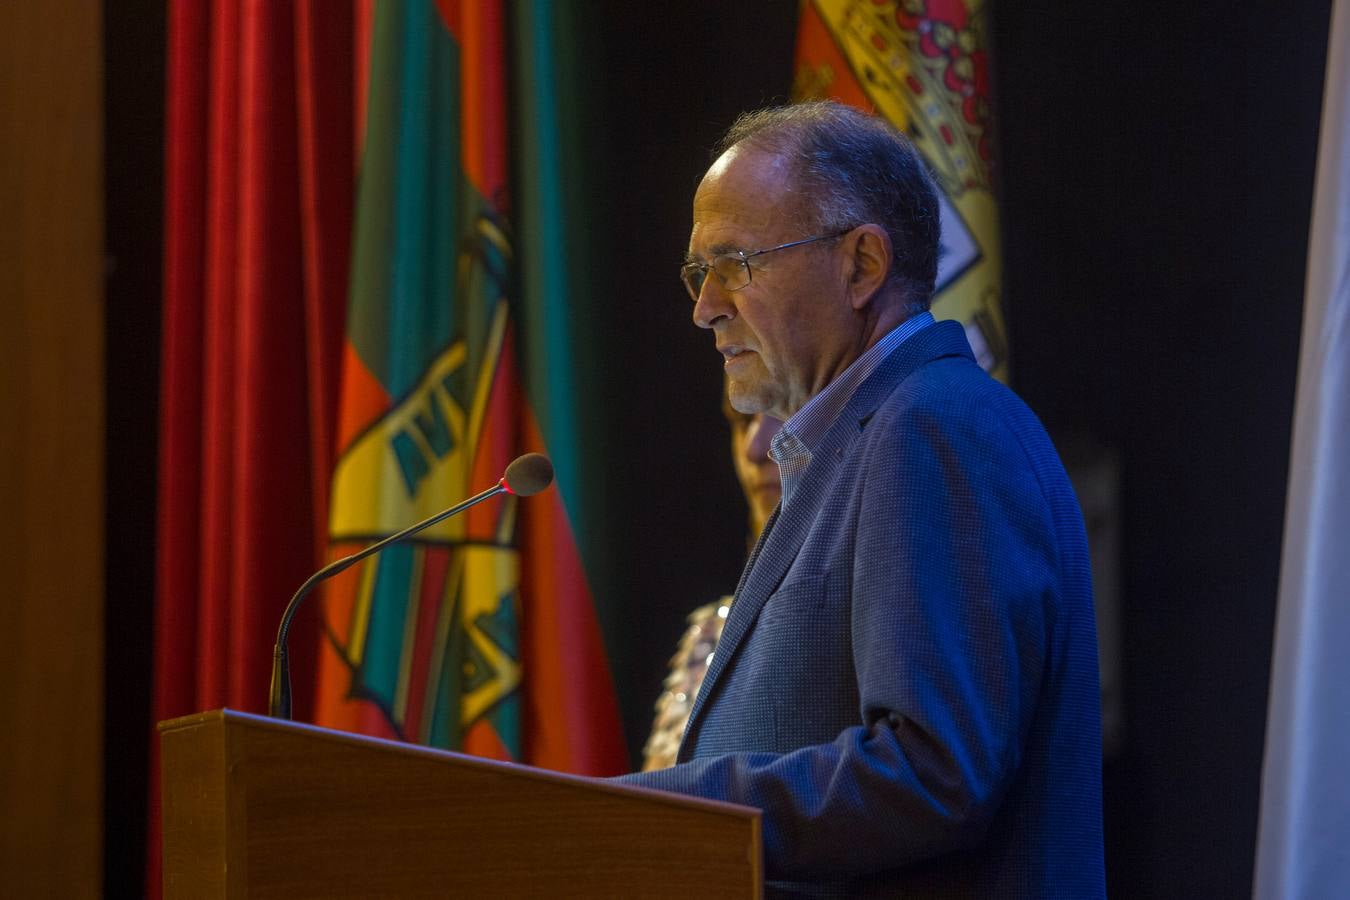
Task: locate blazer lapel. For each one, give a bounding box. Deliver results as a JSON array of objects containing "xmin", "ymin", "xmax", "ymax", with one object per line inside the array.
[{"xmin": 677, "ymin": 483, "xmax": 810, "ymax": 757}]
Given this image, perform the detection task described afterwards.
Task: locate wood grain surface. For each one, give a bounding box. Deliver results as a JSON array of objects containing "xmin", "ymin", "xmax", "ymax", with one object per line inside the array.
[{"xmin": 161, "ymin": 710, "xmax": 761, "ymax": 898}]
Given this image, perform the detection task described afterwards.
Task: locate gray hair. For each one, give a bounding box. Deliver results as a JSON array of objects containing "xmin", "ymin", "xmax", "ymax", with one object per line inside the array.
[{"xmin": 716, "ymin": 101, "xmax": 940, "ymax": 313}]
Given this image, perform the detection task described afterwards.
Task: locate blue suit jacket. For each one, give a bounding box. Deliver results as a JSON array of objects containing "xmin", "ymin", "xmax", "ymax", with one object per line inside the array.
[{"xmin": 621, "ymin": 322, "xmax": 1105, "ymax": 898}]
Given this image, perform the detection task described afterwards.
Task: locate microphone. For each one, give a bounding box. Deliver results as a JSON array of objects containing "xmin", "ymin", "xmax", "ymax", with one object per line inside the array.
[{"xmin": 268, "ymin": 452, "xmax": 554, "ymax": 719}]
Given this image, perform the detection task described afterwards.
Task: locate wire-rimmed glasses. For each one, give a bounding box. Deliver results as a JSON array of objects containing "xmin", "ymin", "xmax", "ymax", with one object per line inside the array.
[{"xmin": 679, "ymin": 228, "xmax": 854, "ymax": 302}]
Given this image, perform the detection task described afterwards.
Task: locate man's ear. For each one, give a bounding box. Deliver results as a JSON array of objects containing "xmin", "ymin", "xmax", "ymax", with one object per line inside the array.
[{"xmin": 844, "ymin": 224, "xmax": 891, "ymax": 311}]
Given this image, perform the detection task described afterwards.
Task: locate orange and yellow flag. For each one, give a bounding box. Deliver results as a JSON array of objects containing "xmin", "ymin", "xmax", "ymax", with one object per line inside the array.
[{"xmin": 795, "ymin": 0, "xmax": 1008, "ymax": 380}]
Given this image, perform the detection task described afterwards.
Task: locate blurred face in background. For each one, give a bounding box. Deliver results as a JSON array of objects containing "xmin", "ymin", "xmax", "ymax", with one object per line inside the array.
[{"xmin": 727, "ymin": 396, "xmax": 783, "ymax": 537}]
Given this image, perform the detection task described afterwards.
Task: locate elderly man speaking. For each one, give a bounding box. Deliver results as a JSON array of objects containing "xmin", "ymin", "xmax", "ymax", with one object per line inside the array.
[{"xmin": 618, "ymin": 102, "xmax": 1104, "ymax": 898}]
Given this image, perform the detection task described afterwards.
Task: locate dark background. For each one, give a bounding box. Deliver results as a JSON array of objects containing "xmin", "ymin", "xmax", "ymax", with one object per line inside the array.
[{"xmin": 105, "ymin": 1, "xmax": 1332, "ymax": 896}]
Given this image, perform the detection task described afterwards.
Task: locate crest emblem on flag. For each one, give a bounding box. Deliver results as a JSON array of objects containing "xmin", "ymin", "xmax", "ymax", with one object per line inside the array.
[{"xmin": 325, "ymin": 199, "xmax": 527, "ymax": 753}]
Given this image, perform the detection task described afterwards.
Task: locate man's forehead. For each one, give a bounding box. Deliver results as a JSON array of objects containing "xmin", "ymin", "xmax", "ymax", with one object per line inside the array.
[
  {"xmin": 690, "ymin": 146, "xmax": 797, "ymax": 248},
  {"xmin": 705, "ymin": 142, "xmax": 790, "ymax": 181}
]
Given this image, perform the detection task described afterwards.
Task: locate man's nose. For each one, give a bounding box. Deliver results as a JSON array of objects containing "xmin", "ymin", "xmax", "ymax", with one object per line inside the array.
[{"xmin": 692, "ymin": 276, "xmax": 735, "ymax": 329}]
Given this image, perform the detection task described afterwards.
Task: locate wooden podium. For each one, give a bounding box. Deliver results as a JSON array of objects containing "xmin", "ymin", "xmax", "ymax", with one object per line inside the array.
[{"xmin": 159, "ymin": 710, "xmax": 761, "ymax": 898}]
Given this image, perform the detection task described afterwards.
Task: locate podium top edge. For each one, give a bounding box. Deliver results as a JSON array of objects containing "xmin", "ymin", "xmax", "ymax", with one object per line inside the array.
[{"xmin": 157, "ymin": 708, "xmax": 761, "ymax": 822}]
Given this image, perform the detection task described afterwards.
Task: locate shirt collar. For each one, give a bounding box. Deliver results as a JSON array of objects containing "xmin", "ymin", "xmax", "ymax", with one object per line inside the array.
[{"xmin": 769, "ymin": 311, "xmax": 935, "ymax": 505}]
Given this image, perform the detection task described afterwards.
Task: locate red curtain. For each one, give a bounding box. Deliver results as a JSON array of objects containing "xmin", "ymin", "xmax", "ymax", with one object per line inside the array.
[{"xmin": 150, "ymin": 1, "xmax": 352, "ymax": 893}]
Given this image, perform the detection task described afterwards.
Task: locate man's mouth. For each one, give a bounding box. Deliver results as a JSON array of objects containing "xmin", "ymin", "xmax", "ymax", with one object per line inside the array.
[{"xmin": 719, "ymin": 345, "xmax": 754, "ymax": 365}]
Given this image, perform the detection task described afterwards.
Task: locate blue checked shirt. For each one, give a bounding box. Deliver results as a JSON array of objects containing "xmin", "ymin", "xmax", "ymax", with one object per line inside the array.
[{"xmin": 770, "ymin": 311, "xmax": 935, "ymax": 508}]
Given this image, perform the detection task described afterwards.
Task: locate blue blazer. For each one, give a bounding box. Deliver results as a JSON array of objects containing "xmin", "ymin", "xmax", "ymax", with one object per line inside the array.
[{"xmin": 621, "ymin": 322, "xmax": 1105, "ymax": 898}]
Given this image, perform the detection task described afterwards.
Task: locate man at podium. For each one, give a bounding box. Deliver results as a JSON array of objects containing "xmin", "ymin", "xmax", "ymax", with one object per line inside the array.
[{"xmin": 616, "ymin": 102, "xmax": 1105, "ymax": 897}]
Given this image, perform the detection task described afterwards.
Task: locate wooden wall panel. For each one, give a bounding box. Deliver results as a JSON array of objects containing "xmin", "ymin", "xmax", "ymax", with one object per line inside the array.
[{"xmin": 0, "ymin": 1, "xmax": 104, "ymax": 896}]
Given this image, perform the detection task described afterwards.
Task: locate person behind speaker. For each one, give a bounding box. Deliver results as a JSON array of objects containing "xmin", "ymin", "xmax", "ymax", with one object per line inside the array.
[{"xmin": 641, "ymin": 403, "xmax": 783, "ymax": 772}]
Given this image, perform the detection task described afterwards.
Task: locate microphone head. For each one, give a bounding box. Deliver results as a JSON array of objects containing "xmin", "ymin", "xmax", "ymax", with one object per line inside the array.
[{"xmin": 502, "ymin": 453, "xmax": 554, "ymax": 497}]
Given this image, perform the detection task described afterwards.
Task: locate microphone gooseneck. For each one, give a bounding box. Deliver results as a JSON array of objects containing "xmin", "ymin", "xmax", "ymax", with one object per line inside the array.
[{"xmin": 268, "ymin": 453, "xmax": 554, "ymax": 719}]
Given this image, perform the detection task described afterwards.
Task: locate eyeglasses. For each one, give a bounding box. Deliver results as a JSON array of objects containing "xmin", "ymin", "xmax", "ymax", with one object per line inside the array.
[{"xmin": 679, "ymin": 228, "xmax": 854, "ymax": 302}]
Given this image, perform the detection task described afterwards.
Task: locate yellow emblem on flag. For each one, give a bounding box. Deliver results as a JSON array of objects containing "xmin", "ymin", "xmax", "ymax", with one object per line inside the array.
[
  {"xmin": 329, "ymin": 341, "xmax": 471, "ymax": 540},
  {"xmin": 455, "ymin": 541, "xmax": 523, "ymax": 724}
]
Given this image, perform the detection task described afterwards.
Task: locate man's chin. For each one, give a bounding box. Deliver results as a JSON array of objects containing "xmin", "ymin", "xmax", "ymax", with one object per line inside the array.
[{"xmin": 727, "ymin": 381, "xmax": 777, "ymax": 418}]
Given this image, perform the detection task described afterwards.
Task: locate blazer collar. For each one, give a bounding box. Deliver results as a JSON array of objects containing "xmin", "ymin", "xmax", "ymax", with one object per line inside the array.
[{"xmin": 845, "ymin": 318, "xmax": 975, "ymax": 423}]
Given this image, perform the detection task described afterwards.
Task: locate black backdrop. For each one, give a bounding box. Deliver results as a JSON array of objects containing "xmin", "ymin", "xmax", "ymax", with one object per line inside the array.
[{"xmin": 105, "ymin": 2, "xmax": 1332, "ymax": 896}]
